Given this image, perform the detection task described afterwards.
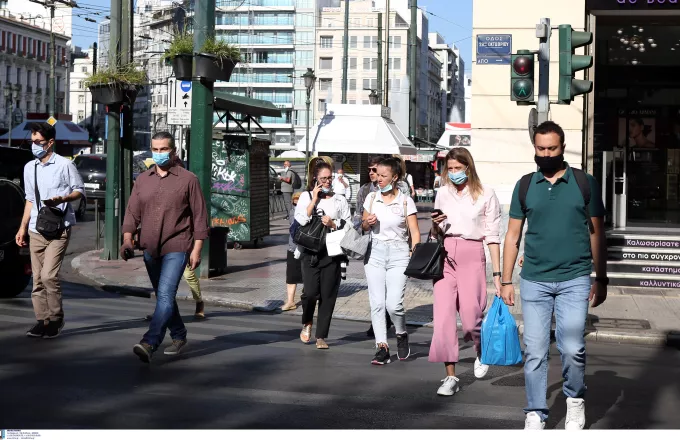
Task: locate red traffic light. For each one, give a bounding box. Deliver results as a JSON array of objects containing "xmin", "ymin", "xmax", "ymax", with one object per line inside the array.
[{"xmin": 513, "ymin": 56, "xmax": 533, "ymax": 76}]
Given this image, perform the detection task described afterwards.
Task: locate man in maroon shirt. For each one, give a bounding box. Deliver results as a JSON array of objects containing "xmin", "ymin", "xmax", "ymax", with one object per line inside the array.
[{"xmin": 120, "ymin": 132, "xmax": 209, "ymax": 363}]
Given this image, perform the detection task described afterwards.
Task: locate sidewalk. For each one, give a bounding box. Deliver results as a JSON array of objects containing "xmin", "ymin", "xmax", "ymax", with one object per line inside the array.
[{"xmin": 72, "ymin": 215, "xmax": 680, "ymax": 347}]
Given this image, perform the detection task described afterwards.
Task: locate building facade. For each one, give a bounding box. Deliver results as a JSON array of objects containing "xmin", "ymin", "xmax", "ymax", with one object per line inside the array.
[
  {"xmin": 428, "ymin": 32, "xmax": 459, "ymax": 125},
  {"xmin": 0, "ymin": 10, "xmax": 70, "ymax": 134},
  {"xmin": 68, "ymin": 47, "xmax": 95, "ymax": 130}
]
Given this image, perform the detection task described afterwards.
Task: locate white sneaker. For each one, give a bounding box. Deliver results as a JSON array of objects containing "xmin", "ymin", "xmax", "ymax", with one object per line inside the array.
[
  {"xmin": 436, "ymin": 376, "xmax": 461, "ymax": 396},
  {"xmin": 524, "ymin": 411, "xmax": 545, "ymax": 430},
  {"xmin": 474, "ymin": 357, "xmax": 489, "ymax": 379},
  {"xmin": 565, "ymin": 397, "xmax": 586, "ymax": 430}
]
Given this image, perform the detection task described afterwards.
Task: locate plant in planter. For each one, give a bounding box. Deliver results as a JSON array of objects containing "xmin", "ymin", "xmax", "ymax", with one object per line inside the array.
[
  {"xmin": 194, "ymin": 36, "xmax": 241, "ymax": 82},
  {"xmin": 85, "ymin": 63, "xmax": 148, "ymax": 105},
  {"xmin": 162, "ymin": 31, "xmax": 194, "ymax": 80}
]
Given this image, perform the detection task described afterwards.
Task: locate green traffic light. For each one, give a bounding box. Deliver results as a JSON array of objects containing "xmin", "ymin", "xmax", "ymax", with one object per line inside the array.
[{"xmin": 512, "ymin": 79, "xmax": 533, "ymax": 100}]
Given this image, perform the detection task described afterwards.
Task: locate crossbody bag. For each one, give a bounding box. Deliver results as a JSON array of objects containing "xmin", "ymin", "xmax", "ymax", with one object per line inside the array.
[{"xmin": 34, "ymin": 163, "xmax": 66, "ymax": 240}]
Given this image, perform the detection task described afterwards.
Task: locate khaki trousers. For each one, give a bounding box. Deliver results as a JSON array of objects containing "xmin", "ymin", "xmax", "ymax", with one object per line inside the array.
[{"xmin": 29, "ymin": 228, "xmax": 71, "ymax": 322}]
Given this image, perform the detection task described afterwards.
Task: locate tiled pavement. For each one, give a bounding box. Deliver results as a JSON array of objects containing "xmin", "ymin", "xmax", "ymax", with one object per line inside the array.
[{"xmin": 72, "ymin": 215, "xmax": 680, "ymax": 346}]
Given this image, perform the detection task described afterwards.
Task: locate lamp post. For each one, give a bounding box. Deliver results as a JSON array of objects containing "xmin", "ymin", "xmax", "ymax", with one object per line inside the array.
[
  {"xmin": 302, "ymin": 67, "xmax": 316, "ymax": 165},
  {"xmin": 3, "ymin": 85, "xmax": 18, "ymax": 147}
]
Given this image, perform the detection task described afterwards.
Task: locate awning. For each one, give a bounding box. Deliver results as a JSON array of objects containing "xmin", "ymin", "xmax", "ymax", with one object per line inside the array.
[
  {"xmin": 213, "ymin": 90, "xmax": 282, "ymax": 118},
  {"xmin": 0, "ymin": 119, "xmax": 90, "ymax": 147},
  {"xmin": 297, "ymin": 104, "xmax": 416, "ymax": 156}
]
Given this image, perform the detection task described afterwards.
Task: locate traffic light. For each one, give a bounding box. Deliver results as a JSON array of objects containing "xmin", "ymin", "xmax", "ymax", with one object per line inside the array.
[
  {"xmin": 88, "ymin": 126, "xmax": 96, "ymax": 144},
  {"xmin": 558, "ymin": 24, "xmax": 593, "ymax": 104},
  {"xmin": 510, "ymin": 50, "xmax": 534, "ymax": 104}
]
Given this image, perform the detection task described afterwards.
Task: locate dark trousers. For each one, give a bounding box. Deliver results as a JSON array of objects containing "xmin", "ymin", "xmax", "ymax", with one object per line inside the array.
[{"xmin": 301, "ymin": 256, "xmax": 341, "ymax": 339}]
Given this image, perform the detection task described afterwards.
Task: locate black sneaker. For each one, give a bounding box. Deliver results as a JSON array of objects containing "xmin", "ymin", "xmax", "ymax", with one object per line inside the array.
[
  {"xmin": 397, "ymin": 332, "xmax": 410, "ymax": 360},
  {"xmin": 26, "ymin": 321, "xmax": 46, "ymax": 338},
  {"xmin": 144, "ymin": 314, "xmax": 153, "ymax": 321},
  {"xmin": 43, "ymin": 320, "xmax": 65, "ymax": 339},
  {"xmin": 133, "ymin": 342, "xmax": 154, "ymax": 363},
  {"xmin": 366, "ymin": 325, "xmax": 375, "ymax": 338},
  {"xmin": 371, "ymin": 346, "xmax": 391, "ymax": 365}
]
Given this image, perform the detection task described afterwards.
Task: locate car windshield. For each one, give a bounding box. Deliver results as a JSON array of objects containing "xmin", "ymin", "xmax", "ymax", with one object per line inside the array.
[{"xmin": 74, "ymin": 156, "xmax": 106, "ymax": 172}]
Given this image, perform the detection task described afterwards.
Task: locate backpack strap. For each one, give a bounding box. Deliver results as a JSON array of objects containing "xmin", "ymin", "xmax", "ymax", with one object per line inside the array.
[
  {"xmin": 515, "ymin": 172, "xmax": 534, "ymax": 248},
  {"xmin": 571, "ymin": 168, "xmax": 595, "ymax": 234},
  {"xmin": 34, "ymin": 162, "xmax": 42, "ymax": 209}
]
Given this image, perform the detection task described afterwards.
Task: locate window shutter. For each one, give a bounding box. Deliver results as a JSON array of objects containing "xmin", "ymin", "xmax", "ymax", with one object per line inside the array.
[
  {"xmin": 42, "ymin": 42, "xmax": 47, "ymax": 60},
  {"xmin": 12, "ymin": 33, "xmax": 16, "ymax": 53},
  {"xmin": 1, "ymin": 31, "xmax": 5, "ymax": 49},
  {"xmin": 33, "ymin": 40, "xmax": 37, "ymax": 56},
  {"xmin": 23, "ymin": 37, "xmax": 27, "ymax": 55}
]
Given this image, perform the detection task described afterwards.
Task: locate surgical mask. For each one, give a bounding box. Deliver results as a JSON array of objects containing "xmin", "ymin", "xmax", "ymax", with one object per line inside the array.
[
  {"xmin": 534, "ymin": 154, "xmax": 564, "ymax": 173},
  {"xmin": 32, "ymin": 142, "xmax": 48, "ymax": 159},
  {"xmin": 153, "ymin": 151, "xmax": 171, "ymax": 166},
  {"xmin": 448, "ymin": 170, "xmax": 468, "ymax": 185},
  {"xmin": 380, "ymin": 183, "xmax": 393, "ymax": 193},
  {"xmin": 284, "ymin": 166, "xmax": 290, "ymax": 171},
  {"xmin": 321, "ymin": 186, "xmax": 331, "ymax": 193}
]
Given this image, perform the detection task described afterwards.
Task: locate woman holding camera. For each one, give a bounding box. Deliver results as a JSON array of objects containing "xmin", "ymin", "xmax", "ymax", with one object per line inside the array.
[{"xmin": 429, "ymin": 147, "xmax": 502, "ymax": 396}]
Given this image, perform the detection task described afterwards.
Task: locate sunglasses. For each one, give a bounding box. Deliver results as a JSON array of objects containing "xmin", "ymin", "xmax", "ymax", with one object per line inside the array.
[{"xmin": 368, "ymin": 167, "xmax": 378, "ymax": 173}]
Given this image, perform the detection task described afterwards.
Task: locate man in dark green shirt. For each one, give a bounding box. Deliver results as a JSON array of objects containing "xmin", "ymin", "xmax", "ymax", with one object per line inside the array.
[{"xmin": 501, "ymin": 121, "xmax": 608, "ymax": 430}]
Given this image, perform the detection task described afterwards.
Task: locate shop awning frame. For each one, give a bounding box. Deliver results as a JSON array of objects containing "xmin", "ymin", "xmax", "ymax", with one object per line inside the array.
[{"xmin": 213, "ymin": 90, "xmax": 282, "ymax": 136}]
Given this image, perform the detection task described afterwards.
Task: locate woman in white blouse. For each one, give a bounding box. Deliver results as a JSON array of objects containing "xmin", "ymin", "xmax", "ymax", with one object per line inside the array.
[
  {"xmin": 430, "ymin": 147, "xmax": 502, "ymax": 396},
  {"xmin": 361, "ymin": 157, "xmax": 421, "ymax": 365},
  {"xmin": 295, "ymin": 161, "xmax": 352, "ymax": 350}
]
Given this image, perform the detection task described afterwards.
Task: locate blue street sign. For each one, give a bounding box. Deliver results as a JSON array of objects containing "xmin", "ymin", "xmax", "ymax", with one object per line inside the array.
[
  {"xmin": 477, "ymin": 34, "xmax": 512, "ymax": 65},
  {"xmin": 180, "ymin": 81, "xmax": 192, "ymax": 92}
]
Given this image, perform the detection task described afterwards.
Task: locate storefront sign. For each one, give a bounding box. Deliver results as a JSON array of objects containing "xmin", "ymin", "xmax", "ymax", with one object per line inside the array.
[
  {"xmin": 616, "ymin": 0, "xmax": 678, "ymax": 4},
  {"xmin": 476, "ymin": 34, "xmax": 512, "ymax": 65},
  {"xmin": 588, "ymin": 0, "xmax": 680, "ymax": 7}
]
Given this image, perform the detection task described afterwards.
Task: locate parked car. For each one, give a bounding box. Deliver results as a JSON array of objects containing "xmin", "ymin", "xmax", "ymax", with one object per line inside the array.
[
  {"xmin": 0, "ymin": 146, "xmax": 33, "ymax": 298},
  {"xmin": 73, "ymin": 154, "xmax": 107, "ymax": 203}
]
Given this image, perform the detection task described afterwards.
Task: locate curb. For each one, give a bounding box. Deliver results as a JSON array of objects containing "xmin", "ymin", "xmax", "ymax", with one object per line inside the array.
[{"xmin": 72, "ymin": 252, "xmax": 679, "ymax": 349}]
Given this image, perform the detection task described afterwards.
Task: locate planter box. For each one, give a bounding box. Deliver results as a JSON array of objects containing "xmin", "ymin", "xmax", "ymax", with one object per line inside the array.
[
  {"xmin": 171, "ymin": 54, "xmax": 193, "ymax": 80},
  {"xmin": 89, "ymin": 84, "xmax": 140, "ymax": 105},
  {"xmin": 194, "ymin": 53, "xmax": 236, "ymax": 82}
]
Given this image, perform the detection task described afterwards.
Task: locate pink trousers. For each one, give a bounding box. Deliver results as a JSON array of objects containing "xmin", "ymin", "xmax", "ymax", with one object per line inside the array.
[{"xmin": 428, "ymin": 237, "xmax": 487, "ymax": 363}]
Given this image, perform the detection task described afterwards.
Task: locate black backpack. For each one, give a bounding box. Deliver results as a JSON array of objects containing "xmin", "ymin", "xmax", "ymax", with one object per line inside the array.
[
  {"xmin": 516, "ymin": 168, "xmax": 594, "ymax": 248},
  {"xmin": 290, "ymin": 170, "xmax": 302, "ymax": 190}
]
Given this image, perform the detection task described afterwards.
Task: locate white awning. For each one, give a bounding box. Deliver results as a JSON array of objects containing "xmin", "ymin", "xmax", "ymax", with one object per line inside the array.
[{"xmin": 297, "ymin": 104, "xmax": 416, "ymax": 156}]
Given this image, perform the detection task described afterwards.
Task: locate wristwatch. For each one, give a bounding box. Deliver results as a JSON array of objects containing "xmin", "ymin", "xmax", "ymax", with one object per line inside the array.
[
  {"xmin": 493, "ymin": 271, "xmax": 502, "ymax": 278},
  {"xmin": 595, "ymin": 276, "xmax": 609, "ymax": 286}
]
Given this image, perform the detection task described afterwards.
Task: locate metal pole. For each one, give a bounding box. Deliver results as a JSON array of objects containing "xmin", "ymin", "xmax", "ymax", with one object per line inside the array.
[
  {"xmin": 409, "ymin": 0, "xmax": 417, "ymax": 140},
  {"xmin": 305, "ymin": 88, "xmax": 311, "ymax": 164},
  {"xmin": 95, "ymin": 199, "xmax": 100, "ymax": 250},
  {"xmin": 7, "ymin": 98, "xmax": 12, "ymax": 147},
  {"xmin": 90, "ymin": 42, "xmax": 97, "ymax": 137},
  {"xmin": 537, "ymin": 18, "xmax": 551, "ymax": 124},
  {"xmin": 102, "ymin": 0, "xmax": 122, "ymax": 260},
  {"xmin": 377, "ymin": 12, "xmax": 383, "ymax": 104},
  {"xmin": 341, "ymin": 0, "xmax": 349, "ymax": 103},
  {"xmin": 384, "ymin": 0, "xmax": 390, "ymax": 107},
  {"xmin": 120, "ymin": 0, "xmax": 133, "ymax": 218},
  {"xmin": 189, "ymin": 0, "xmax": 215, "ymax": 279},
  {"xmin": 49, "ymin": 2, "xmax": 55, "ymax": 117}
]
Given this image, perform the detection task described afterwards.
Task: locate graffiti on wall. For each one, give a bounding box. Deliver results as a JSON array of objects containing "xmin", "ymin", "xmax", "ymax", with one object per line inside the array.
[{"xmin": 211, "ymin": 137, "xmax": 250, "ymax": 241}]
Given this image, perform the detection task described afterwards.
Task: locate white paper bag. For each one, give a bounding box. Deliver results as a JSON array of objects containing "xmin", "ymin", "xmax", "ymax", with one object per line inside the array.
[{"xmin": 325, "ymin": 228, "xmax": 347, "ymax": 257}]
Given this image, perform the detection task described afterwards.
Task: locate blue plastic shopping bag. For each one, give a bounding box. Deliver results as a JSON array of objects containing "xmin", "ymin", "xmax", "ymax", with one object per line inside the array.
[{"xmin": 480, "ymin": 296, "xmax": 523, "ymax": 366}]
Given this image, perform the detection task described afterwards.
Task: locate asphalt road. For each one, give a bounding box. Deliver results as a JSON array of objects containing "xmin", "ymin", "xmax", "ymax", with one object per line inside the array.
[{"xmin": 2, "ymin": 212, "xmax": 680, "ymax": 429}]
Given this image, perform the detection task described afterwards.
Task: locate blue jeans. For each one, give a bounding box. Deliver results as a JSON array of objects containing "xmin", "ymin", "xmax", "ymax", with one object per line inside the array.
[
  {"xmin": 520, "ymin": 275, "xmax": 591, "ymax": 421},
  {"xmin": 142, "ymin": 251, "xmax": 189, "ymax": 349},
  {"xmin": 364, "ymin": 239, "xmax": 410, "ymax": 345}
]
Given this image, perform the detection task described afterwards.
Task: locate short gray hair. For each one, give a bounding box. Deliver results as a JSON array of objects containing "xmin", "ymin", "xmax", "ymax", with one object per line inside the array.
[{"xmin": 152, "ymin": 131, "xmax": 175, "ymax": 150}]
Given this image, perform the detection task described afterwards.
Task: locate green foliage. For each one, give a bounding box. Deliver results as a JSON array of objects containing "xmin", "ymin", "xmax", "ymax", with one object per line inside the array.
[
  {"xmin": 84, "ymin": 63, "xmax": 148, "ymax": 88},
  {"xmin": 161, "ymin": 30, "xmax": 194, "ymax": 63},
  {"xmin": 200, "ymin": 36, "xmax": 241, "ymax": 62}
]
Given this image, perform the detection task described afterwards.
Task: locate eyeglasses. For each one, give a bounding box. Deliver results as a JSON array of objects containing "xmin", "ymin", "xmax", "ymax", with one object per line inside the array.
[
  {"xmin": 368, "ymin": 167, "xmax": 378, "ymax": 173},
  {"xmin": 317, "ymin": 177, "xmax": 332, "ymax": 182}
]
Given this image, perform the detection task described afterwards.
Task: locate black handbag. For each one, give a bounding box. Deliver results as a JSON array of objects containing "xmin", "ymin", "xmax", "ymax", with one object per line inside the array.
[
  {"xmin": 294, "ymin": 215, "xmax": 326, "ymax": 253},
  {"xmin": 34, "ymin": 163, "xmax": 66, "ymax": 240},
  {"xmin": 404, "ymin": 236, "xmax": 446, "ymax": 280}
]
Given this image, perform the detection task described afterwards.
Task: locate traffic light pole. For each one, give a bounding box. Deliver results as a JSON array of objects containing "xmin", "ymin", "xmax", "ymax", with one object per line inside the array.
[{"xmin": 537, "ymin": 18, "xmax": 551, "ymax": 125}]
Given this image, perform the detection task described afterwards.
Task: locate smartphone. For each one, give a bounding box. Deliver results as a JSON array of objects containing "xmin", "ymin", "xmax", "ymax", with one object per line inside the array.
[{"xmin": 431, "ymin": 209, "xmax": 444, "ymax": 217}]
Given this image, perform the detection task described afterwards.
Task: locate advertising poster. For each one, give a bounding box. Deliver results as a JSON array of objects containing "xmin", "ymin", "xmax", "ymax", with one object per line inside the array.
[{"xmin": 618, "ymin": 108, "xmax": 657, "ymax": 149}]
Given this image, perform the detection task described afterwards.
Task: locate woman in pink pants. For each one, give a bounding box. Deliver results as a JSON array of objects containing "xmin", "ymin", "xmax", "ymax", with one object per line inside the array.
[{"xmin": 429, "ymin": 147, "xmax": 502, "ymax": 397}]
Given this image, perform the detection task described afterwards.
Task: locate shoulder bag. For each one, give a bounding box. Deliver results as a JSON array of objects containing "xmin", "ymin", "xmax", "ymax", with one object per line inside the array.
[
  {"xmin": 404, "ymin": 235, "xmax": 446, "ymax": 280},
  {"xmin": 340, "ymin": 192, "xmax": 376, "ymax": 259},
  {"xmin": 34, "ymin": 163, "xmax": 66, "ymax": 240},
  {"xmin": 293, "ymin": 192, "xmax": 327, "ymax": 254}
]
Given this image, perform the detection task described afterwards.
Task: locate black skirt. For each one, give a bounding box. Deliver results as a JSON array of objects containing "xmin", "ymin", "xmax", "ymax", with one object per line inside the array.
[{"xmin": 286, "ymin": 250, "xmax": 304, "ymax": 285}]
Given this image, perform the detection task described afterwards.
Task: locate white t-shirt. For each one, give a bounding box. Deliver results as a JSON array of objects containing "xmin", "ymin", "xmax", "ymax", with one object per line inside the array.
[
  {"xmin": 333, "ymin": 175, "xmax": 348, "ymax": 195},
  {"xmin": 363, "ymin": 191, "xmax": 417, "ymax": 242},
  {"xmin": 405, "ymin": 173, "xmax": 414, "ymax": 188},
  {"xmin": 434, "ymin": 175, "xmax": 442, "ymax": 191},
  {"xmin": 294, "ymin": 191, "xmax": 352, "ymax": 229}
]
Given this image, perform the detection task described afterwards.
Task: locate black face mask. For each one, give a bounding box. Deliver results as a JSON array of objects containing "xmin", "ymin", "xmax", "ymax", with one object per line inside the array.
[{"xmin": 534, "ymin": 154, "xmax": 564, "ymax": 172}]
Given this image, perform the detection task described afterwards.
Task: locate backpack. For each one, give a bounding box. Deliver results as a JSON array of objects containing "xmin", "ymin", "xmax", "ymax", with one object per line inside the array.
[
  {"xmin": 516, "ymin": 168, "xmax": 594, "ymax": 248},
  {"xmin": 290, "ymin": 170, "xmax": 302, "ymax": 190}
]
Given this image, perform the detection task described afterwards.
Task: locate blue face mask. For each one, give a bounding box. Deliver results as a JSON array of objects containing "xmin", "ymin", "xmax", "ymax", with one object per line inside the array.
[
  {"xmin": 153, "ymin": 151, "xmax": 171, "ymax": 166},
  {"xmin": 321, "ymin": 186, "xmax": 331, "ymax": 193},
  {"xmin": 32, "ymin": 142, "xmax": 48, "ymax": 159},
  {"xmin": 448, "ymin": 170, "xmax": 468, "ymax": 185},
  {"xmin": 380, "ymin": 183, "xmax": 393, "ymax": 193}
]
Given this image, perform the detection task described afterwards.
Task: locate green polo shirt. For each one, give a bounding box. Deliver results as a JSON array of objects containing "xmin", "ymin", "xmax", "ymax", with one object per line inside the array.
[{"xmin": 509, "ymin": 165, "xmax": 605, "ymax": 282}]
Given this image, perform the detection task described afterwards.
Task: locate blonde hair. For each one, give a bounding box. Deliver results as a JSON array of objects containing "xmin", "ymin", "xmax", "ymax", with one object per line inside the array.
[
  {"xmin": 443, "ymin": 147, "xmax": 484, "ymax": 202},
  {"xmin": 292, "ymin": 192, "xmax": 302, "ymax": 205}
]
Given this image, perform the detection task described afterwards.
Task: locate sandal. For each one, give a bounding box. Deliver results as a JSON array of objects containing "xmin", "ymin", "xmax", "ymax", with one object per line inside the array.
[
  {"xmin": 281, "ymin": 303, "xmax": 297, "ymax": 312},
  {"xmin": 300, "ymin": 324, "xmax": 312, "ymax": 344},
  {"xmin": 316, "ymin": 339, "xmax": 329, "ymax": 350}
]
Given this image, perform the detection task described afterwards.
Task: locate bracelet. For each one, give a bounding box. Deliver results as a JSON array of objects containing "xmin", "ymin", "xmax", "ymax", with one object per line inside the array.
[
  {"xmin": 493, "ymin": 272, "xmax": 502, "ymax": 277},
  {"xmin": 501, "ymin": 281, "xmax": 513, "ymax": 286}
]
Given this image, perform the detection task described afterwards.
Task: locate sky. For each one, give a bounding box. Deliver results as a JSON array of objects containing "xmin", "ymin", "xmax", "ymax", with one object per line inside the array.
[{"xmin": 69, "ymin": 0, "xmax": 474, "ymax": 76}]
